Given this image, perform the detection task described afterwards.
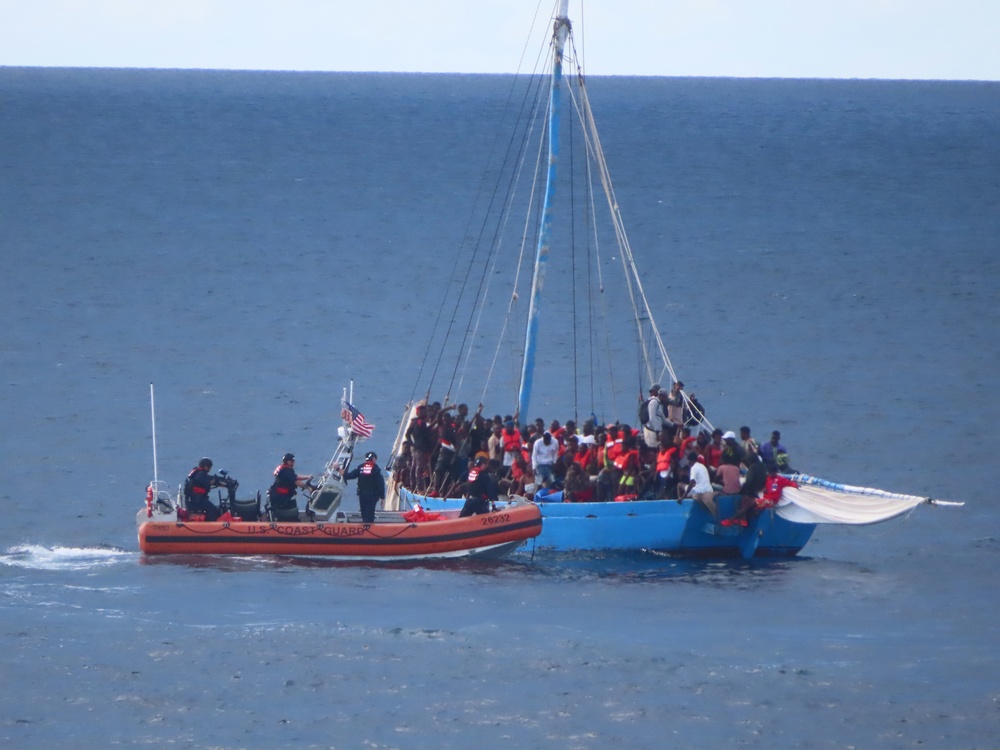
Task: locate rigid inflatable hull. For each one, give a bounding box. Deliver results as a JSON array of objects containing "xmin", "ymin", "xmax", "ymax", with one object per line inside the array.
[{"xmin": 138, "ymin": 504, "xmax": 542, "ymax": 560}]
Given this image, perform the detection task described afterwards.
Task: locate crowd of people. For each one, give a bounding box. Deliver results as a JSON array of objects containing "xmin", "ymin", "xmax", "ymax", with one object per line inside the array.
[{"xmin": 395, "ymin": 383, "xmax": 796, "ymax": 521}]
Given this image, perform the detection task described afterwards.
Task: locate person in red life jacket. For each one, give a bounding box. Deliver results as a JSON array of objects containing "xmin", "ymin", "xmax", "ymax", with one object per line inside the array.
[
  {"xmin": 499, "ymin": 453, "xmax": 533, "ymax": 497},
  {"xmin": 184, "ymin": 457, "xmax": 225, "ymax": 521},
  {"xmin": 500, "ymin": 421, "xmax": 522, "ymax": 477},
  {"xmin": 613, "ymin": 433, "xmax": 642, "ymax": 499},
  {"xmin": 721, "ymin": 455, "xmax": 795, "ymax": 526},
  {"xmin": 268, "ymin": 453, "xmax": 313, "ymax": 522},
  {"xmin": 460, "ymin": 456, "xmax": 497, "ymax": 517},
  {"xmin": 344, "ymin": 451, "xmax": 386, "ymax": 525},
  {"xmin": 655, "ymin": 441, "xmax": 679, "ymax": 499}
]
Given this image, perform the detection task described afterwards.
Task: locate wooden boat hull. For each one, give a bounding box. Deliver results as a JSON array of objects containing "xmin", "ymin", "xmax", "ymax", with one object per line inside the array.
[
  {"xmin": 137, "ymin": 502, "xmax": 542, "ymax": 560},
  {"xmin": 404, "ymin": 490, "xmax": 814, "ymax": 559}
]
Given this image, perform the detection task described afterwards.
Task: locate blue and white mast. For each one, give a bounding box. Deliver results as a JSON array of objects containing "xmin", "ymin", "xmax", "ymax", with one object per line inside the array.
[{"xmin": 517, "ymin": 0, "xmax": 571, "ymax": 422}]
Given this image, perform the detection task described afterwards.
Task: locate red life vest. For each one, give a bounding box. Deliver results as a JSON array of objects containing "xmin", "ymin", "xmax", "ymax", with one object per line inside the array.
[
  {"xmin": 272, "ymin": 463, "xmax": 294, "ymax": 494},
  {"xmin": 502, "ymin": 431, "xmax": 521, "ymax": 453},
  {"xmin": 187, "ymin": 467, "xmax": 209, "ymax": 495},
  {"xmin": 656, "ymin": 447, "xmax": 676, "ymax": 473}
]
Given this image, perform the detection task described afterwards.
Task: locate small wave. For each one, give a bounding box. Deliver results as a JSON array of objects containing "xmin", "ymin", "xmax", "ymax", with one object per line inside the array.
[{"xmin": 1, "ymin": 544, "xmax": 134, "ymax": 571}]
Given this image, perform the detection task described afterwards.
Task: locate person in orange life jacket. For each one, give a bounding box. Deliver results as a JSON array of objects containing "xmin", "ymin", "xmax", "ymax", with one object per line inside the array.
[
  {"xmin": 344, "ymin": 451, "xmax": 386, "ymax": 524},
  {"xmin": 269, "ymin": 453, "xmax": 313, "ymax": 518},
  {"xmin": 185, "ymin": 457, "xmax": 224, "ymax": 521},
  {"xmin": 460, "ymin": 456, "xmax": 497, "ymax": 517},
  {"xmin": 499, "ymin": 421, "xmax": 522, "ymax": 475}
]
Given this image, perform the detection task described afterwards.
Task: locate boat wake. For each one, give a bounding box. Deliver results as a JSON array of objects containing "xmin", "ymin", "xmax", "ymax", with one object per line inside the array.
[{"xmin": 1, "ymin": 544, "xmax": 134, "ymax": 572}]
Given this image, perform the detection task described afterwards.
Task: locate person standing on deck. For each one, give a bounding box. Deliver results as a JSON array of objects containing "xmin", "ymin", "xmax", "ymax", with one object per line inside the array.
[
  {"xmin": 642, "ymin": 384, "xmax": 665, "ymax": 449},
  {"xmin": 405, "ymin": 404, "xmax": 435, "ymax": 491},
  {"xmin": 665, "ymin": 381, "xmax": 685, "ymax": 426},
  {"xmin": 759, "ymin": 430, "xmax": 793, "ymax": 473},
  {"xmin": 532, "ymin": 431, "xmax": 559, "ymax": 487},
  {"xmin": 344, "ymin": 451, "xmax": 386, "ymax": 525}
]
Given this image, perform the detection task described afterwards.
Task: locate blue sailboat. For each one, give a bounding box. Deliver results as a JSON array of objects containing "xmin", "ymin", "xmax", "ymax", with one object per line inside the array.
[{"xmin": 388, "ymin": 1, "xmax": 955, "ymax": 558}]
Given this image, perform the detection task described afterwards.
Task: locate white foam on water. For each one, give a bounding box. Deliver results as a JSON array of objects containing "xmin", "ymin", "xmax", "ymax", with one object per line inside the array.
[{"xmin": 1, "ymin": 544, "xmax": 134, "ymax": 572}]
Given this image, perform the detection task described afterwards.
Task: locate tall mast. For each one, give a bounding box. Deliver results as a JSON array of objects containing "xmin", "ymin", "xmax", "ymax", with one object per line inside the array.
[{"xmin": 517, "ymin": 0, "xmax": 571, "ymax": 421}]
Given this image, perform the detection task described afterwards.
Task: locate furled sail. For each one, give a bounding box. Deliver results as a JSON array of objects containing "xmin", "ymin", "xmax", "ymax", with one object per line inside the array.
[{"xmin": 776, "ymin": 474, "xmax": 954, "ymax": 525}]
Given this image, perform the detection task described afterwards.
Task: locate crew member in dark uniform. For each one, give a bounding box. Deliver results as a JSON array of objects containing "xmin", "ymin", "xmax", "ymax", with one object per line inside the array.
[
  {"xmin": 268, "ymin": 453, "xmax": 313, "ymax": 522},
  {"xmin": 460, "ymin": 456, "xmax": 497, "ymax": 517},
  {"xmin": 185, "ymin": 457, "xmax": 223, "ymax": 521},
  {"xmin": 344, "ymin": 451, "xmax": 386, "ymax": 524}
]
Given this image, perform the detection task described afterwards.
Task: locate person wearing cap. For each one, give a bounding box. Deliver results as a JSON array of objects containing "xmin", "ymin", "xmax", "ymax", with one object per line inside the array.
[
  {"xmin": 344, "ymin": 451, "xmax": 386, "ymax": 524},
  {"xmin": 641, "ymin": 384, "xmax": 665, "ymax": 449},
  {"xmin": 268, "ymin": 453, "xmax": 313, "ymax": 522},
  {"xmin": 184, "ymin": 457, "xmax": 225, "ymax": 521},
  {"xmin": 460, "ymin": 455, "xmax": 497, "ymax": 517},
  {"xmin": 720, "ymin": 431, "xmax": 745, "ymax": 467}
]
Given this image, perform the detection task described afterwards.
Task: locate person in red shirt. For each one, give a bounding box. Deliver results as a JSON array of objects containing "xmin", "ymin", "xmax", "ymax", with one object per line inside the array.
[{"xmin": 721, "ymin": 466, "xmax": 798, "ymax": 527}]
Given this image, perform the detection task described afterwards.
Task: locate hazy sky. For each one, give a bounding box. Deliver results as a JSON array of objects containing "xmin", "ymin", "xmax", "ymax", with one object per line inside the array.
[{"xmin": 2, "ymin": 0, "xmax": 998, "ymax": 80}]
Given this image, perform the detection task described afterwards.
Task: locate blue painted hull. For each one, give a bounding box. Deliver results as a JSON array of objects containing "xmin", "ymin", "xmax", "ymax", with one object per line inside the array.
[{"xmin": 401, "ymin": 490, "xmax": 815, "ymax": 558}]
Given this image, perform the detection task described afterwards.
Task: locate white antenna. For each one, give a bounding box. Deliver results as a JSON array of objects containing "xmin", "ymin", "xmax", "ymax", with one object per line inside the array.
[{"xmin": 149, "ymin": 383, "xmax": 159, "ymax": 489}]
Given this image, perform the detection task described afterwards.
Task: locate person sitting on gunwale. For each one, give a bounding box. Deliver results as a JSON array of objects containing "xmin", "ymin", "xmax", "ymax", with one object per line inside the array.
[
  {"xmin": 344, "ymin": 451, "xmax": 386, "ymax": 525},
  {"xmin": 722, "ymin": 461, "xmax": 798, "ymax": 527}
]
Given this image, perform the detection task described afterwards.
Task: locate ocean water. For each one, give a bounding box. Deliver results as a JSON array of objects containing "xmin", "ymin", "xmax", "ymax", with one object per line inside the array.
[{"xmin": 1, "ymin": 67, "xmax": 999, "ymax": 749}]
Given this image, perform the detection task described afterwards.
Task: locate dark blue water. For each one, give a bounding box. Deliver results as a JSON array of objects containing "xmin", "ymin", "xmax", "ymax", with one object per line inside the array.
[{"xmin": 2, "ymin": 67, "xmax": 999, "ymax": 748}]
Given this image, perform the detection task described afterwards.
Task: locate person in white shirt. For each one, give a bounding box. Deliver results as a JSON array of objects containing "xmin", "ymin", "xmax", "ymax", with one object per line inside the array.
[
  {"xmin": 531, "ymin": 431, "xmax": 559, "ymax": 487},
  {"xmin": 683, "ymin": 450, "xmax": 717, "ymax": 518}
]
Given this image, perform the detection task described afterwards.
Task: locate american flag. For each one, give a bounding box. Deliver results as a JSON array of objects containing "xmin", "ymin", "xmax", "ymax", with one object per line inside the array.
[{"xmin": 341, "ymin": 400, "xmax": 374, "ymax": 438}]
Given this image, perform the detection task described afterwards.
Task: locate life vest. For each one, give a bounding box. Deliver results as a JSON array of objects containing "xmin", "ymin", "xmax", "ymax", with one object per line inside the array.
[
  {"xmin": 762, "ymin": 475, "xmax": 798, "ymax": 502},
  {"xmin": 187, "ymin": 467, "xmax": 209, "ymax": 495},
  {"xmin": 614, "ymin": 448, "xmax": 639, "ymax": 472},
  {"xmin": 605, "ymin": 440, "xmax": 623, "ymax": 467},
  {"xmin": 502, "ymin": 431, "xmax": 522, "ymax": 453},
  {"xmin": 656, "ymin": 447, "xmax": 676, "ymax": 473},
  {"xmin": 272, "ymin": 463, "xmax": 294, "ymax": 494}
]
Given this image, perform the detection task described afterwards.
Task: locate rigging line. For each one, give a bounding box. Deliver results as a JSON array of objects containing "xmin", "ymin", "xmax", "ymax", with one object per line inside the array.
[
  {"xmin": 447, "ymin": 53, "xmax": 552, "ymax": 403},
  {"xmin": 422, "ymin": 26, "xmax": 553, "ymax": 405},
  {"xmin": 482, "ymin": 75, "xmax": 551, "ymax": 413},
  {"xmin": 568, "ymin": 73, "xmax": 580, "ymax": 425},
  {"xmin": 571, "ymin": 81, "xmax": 651, "ymax": 386},
  {"xmin": 576, "ymin": 79, "xmax": 678, "ymax": 387},
  {"xmin": 563, "ymin": 71, "xmax": 618, "ymax": 420}
]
